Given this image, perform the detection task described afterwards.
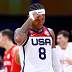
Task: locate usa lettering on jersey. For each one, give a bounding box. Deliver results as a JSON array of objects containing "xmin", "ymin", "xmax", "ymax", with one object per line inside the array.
[{"xmin": 31, "ymin": 38, "xmax": 51, "ymax": 45}]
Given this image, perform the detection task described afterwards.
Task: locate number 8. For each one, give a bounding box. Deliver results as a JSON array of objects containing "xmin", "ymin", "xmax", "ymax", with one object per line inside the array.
[{"xmin": 39, "ymin": 47, "xmax": 46, "ymax": 60}]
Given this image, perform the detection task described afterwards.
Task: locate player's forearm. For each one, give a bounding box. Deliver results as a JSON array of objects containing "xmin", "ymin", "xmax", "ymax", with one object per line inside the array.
[{"xmin": 14, "ymin": 18, "xmax": 33, "ymax": 45}]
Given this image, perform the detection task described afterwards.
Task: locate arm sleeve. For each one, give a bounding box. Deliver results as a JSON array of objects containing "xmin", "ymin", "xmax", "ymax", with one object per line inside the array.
[{"xmin": 52, "ymin": 48, "xmax": 62, "ymax": 72}]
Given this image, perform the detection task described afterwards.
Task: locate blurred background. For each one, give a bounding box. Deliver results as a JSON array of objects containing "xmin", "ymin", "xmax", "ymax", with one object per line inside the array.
[{"xmin": 0, "ymin": 0, "xmax": 72, "ymax": 58}]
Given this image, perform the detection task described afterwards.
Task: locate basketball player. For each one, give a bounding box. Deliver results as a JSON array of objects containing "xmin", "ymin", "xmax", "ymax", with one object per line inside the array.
[
  {"xmin": 56, "ymin": 30, "xmax": 72, "ymax": 72},
  {"xmin": 14, "ymin": 3, "xmax": 62, "ymax": 72},
  {"xmin": 0, "ymin": 29, "xmax": 21, "ymax": 72}
]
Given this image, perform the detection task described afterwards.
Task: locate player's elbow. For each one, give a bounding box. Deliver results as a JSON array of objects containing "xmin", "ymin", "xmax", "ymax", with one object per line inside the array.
[{"xmin": 14, "ymin": 36, "xmax": 22, "ymax": 45}]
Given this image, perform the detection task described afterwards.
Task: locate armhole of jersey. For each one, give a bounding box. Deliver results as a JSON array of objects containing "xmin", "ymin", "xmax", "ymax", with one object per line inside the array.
[
  {"xmin": 46, "ymin": 27, "xmax": 53, "ymax": 40},
  {"xmin": 19, "ymin": 32, "xmax": 29, "ymax": 71},
  {"xmin": 21, "ymin": 33, "xmax": 29, "ymax": 72},
  {"xmin": 15, "ymin": 50, "xmax": 21, "ymax": 65},
  {"xmin": 22, "ymin": 45, "xmax": 25, "ymax": 72}
]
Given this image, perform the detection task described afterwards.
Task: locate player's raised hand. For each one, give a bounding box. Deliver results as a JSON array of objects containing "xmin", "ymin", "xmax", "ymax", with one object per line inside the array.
[
  {"xmin": 32, "ymin": 12, "xmax": 41, "ymax": 20},
  {"xmin": 29, "ymin": 11, "xmax": 41, "ymax": 21}
]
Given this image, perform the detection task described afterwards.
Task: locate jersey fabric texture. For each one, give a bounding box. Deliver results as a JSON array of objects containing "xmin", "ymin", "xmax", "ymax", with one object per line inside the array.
[{"xmin": 19, "ymin": 26, "xmax": 54, "ymax": 72}]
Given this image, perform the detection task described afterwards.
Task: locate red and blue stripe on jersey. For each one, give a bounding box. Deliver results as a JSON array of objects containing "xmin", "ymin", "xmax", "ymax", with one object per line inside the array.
[{"xmin": 29, "ymin": 26, "xmax": 52, "ymax": 38}]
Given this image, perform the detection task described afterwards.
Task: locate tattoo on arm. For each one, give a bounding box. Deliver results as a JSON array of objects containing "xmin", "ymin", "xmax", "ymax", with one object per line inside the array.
[{"xmin": 19, "ymin": 19, "xmax": 32, "ymax": 37}]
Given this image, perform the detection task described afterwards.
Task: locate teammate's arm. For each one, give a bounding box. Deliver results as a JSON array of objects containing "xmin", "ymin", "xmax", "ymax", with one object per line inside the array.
[
  {"xmin": 49, "ymin": 28, "xmax": 62, "ymax": 72},
  {"xmin": 14, "ymin": 12, "xmax": 40, "ymax": 46}
]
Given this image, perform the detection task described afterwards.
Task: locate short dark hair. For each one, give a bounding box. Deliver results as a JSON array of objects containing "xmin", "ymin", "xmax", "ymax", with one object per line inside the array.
[
  {"xmin": 57, "ymin": 30, "xmax": 70, "ymax": 38},
  {"xmin": 29, "ymin": 3, "xmax": 45, "ymax": 11},
  {"xmin": 1, "ymin": 29, "xmax": 13, "ymax": 41}
]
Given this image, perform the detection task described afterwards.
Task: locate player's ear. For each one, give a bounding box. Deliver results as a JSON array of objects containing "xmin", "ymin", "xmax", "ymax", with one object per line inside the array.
[{"xmin": 67, "ymin": 37, "xmax": 69, "ymax": 42}]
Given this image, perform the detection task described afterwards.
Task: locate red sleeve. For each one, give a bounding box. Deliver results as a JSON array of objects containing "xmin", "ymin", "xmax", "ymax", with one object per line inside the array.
[{"xmin": 11, "ymin": 50, "xmax": 21, "ymax": 72}]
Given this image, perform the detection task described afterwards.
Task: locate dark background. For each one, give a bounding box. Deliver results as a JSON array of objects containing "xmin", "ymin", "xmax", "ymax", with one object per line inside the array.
[{"xmin": 0, "ymin": 15, "xmax": 72, "ymax": 41}]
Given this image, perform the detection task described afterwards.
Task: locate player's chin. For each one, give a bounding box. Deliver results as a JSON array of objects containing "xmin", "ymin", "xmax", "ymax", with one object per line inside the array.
[
  {"xmin": 59, "ymin": 43, "xmax": 62, "ymax": 46},
  {"xmin": 38, "ymin": 24, "xmax": 43, "ymax": 28},
  {"xmin": 37, "ymin": 26, "xmax": 43, "ymax": 30}
]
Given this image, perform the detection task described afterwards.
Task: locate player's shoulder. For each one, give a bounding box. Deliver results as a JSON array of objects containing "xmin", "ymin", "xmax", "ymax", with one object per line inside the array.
[
  {"xmin": 46, "ymin": 27, "xmax": 55, "ymax": 37},
  {"xmin": 68, "ymin": 42, "xmax": 72, "ymax": 45},
  {"xmin": 48, "ymin": 28, "xmax": 54, "ymax": 33},
  {"xmin": 55, "ymin": 45, "xmax": 61, "ymax": 52},
  {"xmin": 56, "ymin": 45, "xmax": 60, "ymax": 48},
  {"xmin": 68, "ymin": 42, "xmax": 72, "ymax": 47},
  {"xmin": 44, "ymin": 26, "xmax": 53, "ymax": 31},
  {"xmin": 12, "ymin": 45, "xmax": 19, "ymax": 55},
  {"xmin": 44, "ymin": 26, "xmax": 54, "ymax": 34},
  {"xmin": 68, "ymin": 42, "xmax": 72, "ymax": 52}
]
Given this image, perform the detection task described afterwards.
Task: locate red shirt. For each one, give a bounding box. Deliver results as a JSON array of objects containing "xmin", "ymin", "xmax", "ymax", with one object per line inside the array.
[{"xmin": 4, "ymin": 45, "xmax": 17, "ymax": 72}]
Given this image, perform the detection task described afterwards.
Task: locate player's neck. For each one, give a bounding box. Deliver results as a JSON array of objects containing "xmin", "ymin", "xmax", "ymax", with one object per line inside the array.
[
  {"xmin": 4, "ymin": 41, "xmax": 14, "ymax": 52},
  {"xmin": 60, "ymin": 43, "xmax": 68, "ymax": 50},
  {"xmin": 31, "ymin": 26, "xmax": 42, "ymax": 32}
]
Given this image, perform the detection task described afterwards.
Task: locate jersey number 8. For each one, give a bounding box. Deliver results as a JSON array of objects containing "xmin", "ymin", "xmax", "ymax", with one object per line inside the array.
[{"xmin": 39, "ymin": 47, "xmax": 46, "ymax": 60}]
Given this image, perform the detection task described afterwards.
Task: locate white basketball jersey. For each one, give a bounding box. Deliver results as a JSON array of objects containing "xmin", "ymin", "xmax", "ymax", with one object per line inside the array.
[
  {"xmin": 56, "ymin": 42, "xmax": 72, "ymax": 72},
  {"xmin": 19, "ymin": 26, "xmax": 54, "ymax": 72}
]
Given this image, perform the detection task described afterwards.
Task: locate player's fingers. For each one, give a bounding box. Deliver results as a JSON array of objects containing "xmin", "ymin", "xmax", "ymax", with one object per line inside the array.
[
  {"xmin": 33, "ymin": 12, "xmax": 41, "ymax": 17},
  {"xmin": 32, "ymin": 11, "xmax": 39, "ymax": 16}
]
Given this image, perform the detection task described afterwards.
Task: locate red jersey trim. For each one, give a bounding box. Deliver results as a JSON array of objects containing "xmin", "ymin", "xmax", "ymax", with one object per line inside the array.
[{"xmin": 29, "ymin": 26, "xmax": 51, "ymax": 37}]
